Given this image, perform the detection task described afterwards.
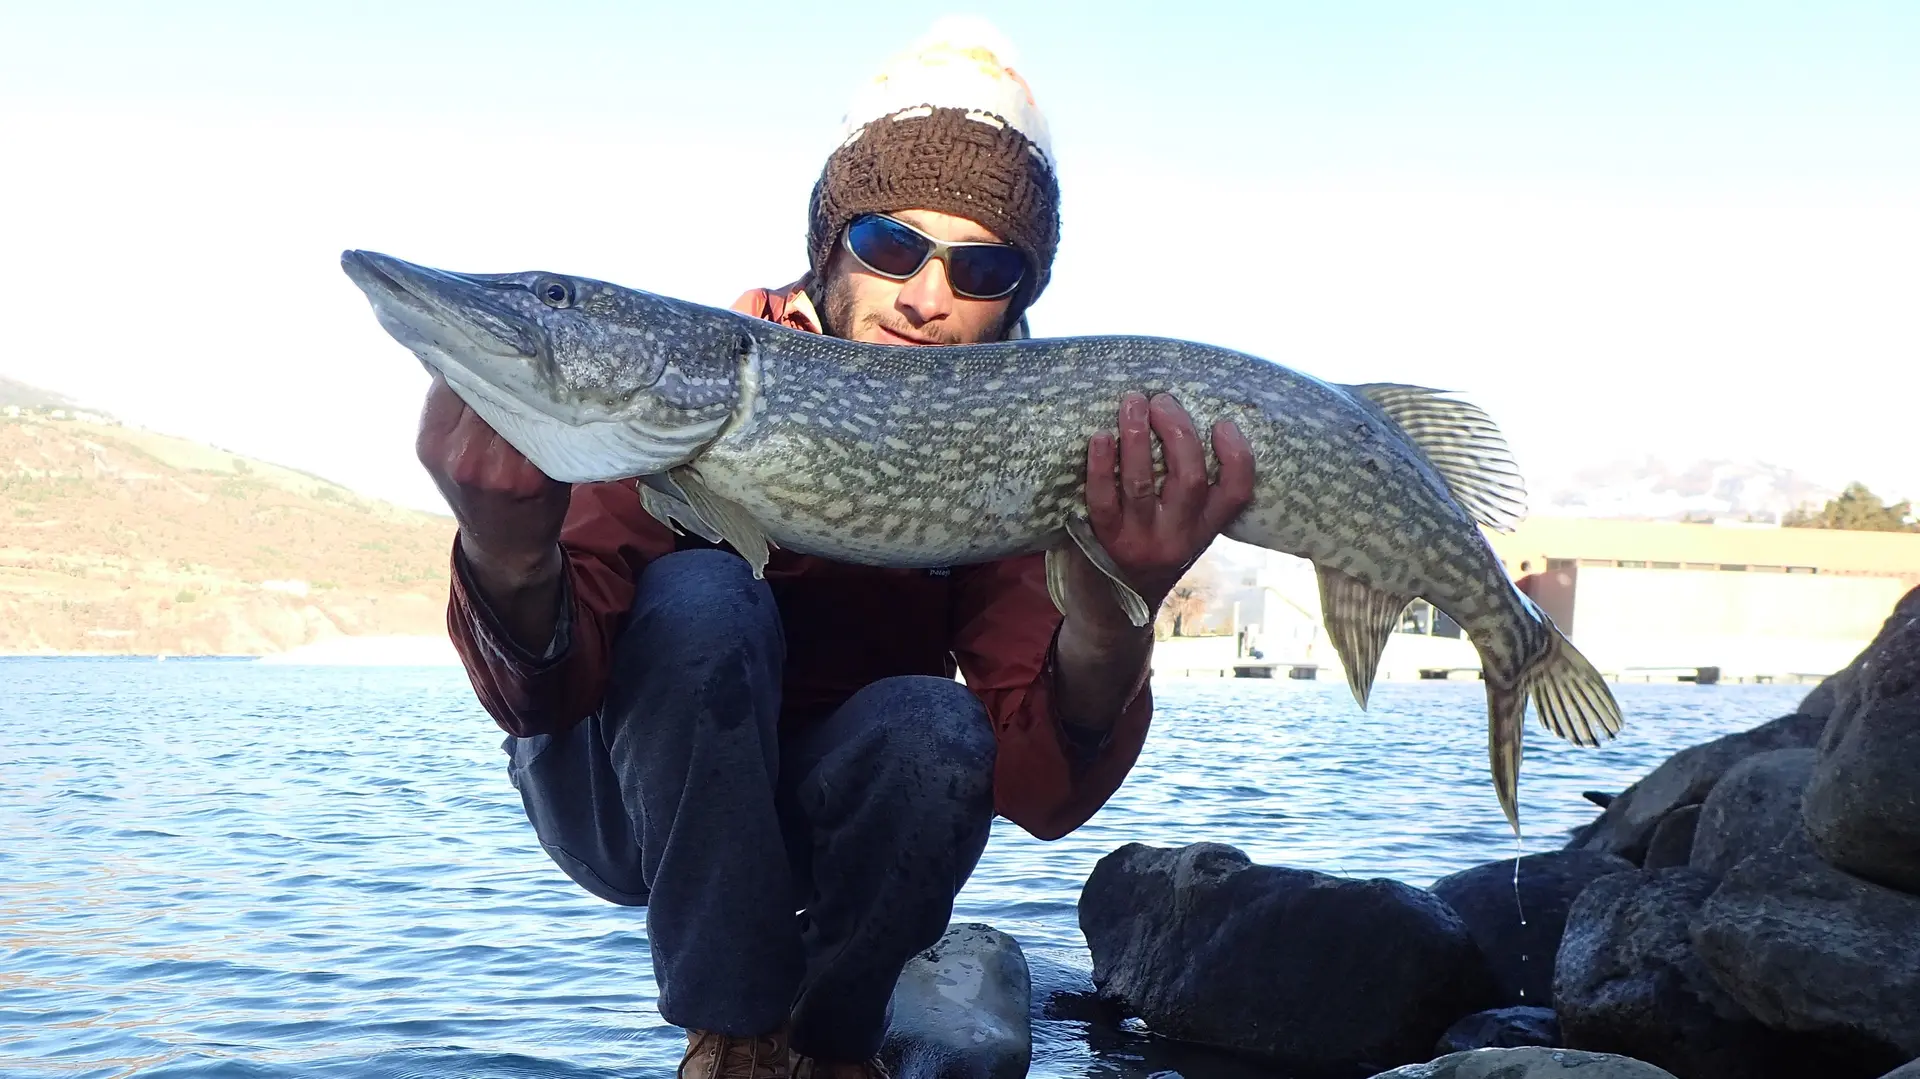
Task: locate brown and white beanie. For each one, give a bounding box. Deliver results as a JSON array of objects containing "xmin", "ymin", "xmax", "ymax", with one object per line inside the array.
[{"xmin": 807, "ymin": 17, "xmax": 1061, "ymax": 321}]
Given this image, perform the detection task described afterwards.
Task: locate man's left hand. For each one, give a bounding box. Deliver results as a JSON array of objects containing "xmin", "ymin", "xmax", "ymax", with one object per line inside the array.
[{"xmin": 1064, "ymin": 391, "xmax": 1256, "ymax": 631}]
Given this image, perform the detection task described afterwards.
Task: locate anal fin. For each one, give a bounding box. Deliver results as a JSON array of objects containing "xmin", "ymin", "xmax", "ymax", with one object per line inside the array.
[
  {"xmin": 1063, "ymin": 516, "xmax": 1153, "ymax": 627},
  {"xmin": 671, "ymin": 468, "xmax": 774, "ymax": 578},
  {"xmin": 1315, "ymin": 564, "xmax": 1413, "ymax": 710}
]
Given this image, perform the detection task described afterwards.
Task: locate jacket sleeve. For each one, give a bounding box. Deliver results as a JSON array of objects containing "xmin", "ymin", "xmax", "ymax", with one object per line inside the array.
[
  {"xmin": 948, "ymin": 554, "xmax": 1156, "ymax": 840},
  {"xmin": 446, "ymin": 480, "xmax": 678, "ymax": 738}
]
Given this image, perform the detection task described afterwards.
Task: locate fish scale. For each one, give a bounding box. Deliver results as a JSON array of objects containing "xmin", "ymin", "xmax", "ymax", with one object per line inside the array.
[{"xmin": 340, "ymin": 248, "xmax": 1625, "ymax": 833}]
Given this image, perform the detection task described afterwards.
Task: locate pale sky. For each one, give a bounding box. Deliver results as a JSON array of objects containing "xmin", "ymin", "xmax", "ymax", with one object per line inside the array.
[{"xmin": 3, "ymin": 2, "xmax": 1915, "ymax": 514}]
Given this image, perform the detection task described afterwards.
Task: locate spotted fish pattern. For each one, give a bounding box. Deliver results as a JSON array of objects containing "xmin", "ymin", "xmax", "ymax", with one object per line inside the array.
[{"xmin": 341, "ymin": 249, "xmax": 1626, "ymax": 833}]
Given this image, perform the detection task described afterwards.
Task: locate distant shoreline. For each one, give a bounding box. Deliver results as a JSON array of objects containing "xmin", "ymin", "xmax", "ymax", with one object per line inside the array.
[{"xmin": 0, "ymin": 635, "xmax": 464, "ymax": 666}]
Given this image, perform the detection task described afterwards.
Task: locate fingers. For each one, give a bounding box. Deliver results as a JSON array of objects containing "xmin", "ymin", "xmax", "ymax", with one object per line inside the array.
[
  {"xmin": 1201, "ymin": 418, "xmax": 1257, "ymax": 534},
  {"xmin": 416, "ymin": 374, "xmax": 470, "ymax": 468},
  {"xmin": 1116, "ymin": 392, "xmax": 1157, "ymax": 533},
  {"xmin": 1150, "ymin": 393, "xmax": 1206, "ymax": 525},
  {"xmin": 1084, "ymin": 431, "xmax": 1121, "ymax": 534}
]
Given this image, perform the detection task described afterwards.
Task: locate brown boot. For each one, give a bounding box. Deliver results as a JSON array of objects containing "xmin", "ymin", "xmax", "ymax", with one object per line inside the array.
[
  {"xmin": 677, "ymin": 1026, "xmax": 790, "ymax": 1079},
  {"xmin": 787, "ymin": 1049, "xmax": 890, "ymax": 1079}
]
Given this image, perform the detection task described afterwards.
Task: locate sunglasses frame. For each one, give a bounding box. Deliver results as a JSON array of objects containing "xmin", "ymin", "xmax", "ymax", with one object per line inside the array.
[{"xmin": 841, "ymin": 213, "xmax": 1027, "ymax": 301}]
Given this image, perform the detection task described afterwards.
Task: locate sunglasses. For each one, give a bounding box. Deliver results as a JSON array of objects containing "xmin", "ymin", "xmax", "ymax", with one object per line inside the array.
[{"xmin": 842, "ymin": 213, "xmax": 1028, "ymax": 301}]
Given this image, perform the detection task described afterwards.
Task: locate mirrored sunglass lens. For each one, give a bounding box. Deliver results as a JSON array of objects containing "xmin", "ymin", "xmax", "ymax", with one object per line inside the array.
[
  {"xmin": 949, "ymin": 246, "xmax": 1026, "ymax": 298},
  {"xmin": 848, "ymin": 216, "xmax": 930, "ymax": 277}
]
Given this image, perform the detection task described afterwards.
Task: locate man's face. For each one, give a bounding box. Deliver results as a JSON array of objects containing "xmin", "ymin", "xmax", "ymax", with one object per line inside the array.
[{"xmin": 818, "ymin": 208, "xmax": 1019, "ymax": 346}]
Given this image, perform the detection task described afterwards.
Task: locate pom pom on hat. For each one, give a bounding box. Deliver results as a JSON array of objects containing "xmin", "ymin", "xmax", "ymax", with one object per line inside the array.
[{"xmin": 836, "ymin": 15, "xmax": 1053, "ymax": 166}]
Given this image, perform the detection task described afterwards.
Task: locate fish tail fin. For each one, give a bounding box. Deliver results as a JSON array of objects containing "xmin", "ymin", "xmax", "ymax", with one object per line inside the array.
[
  {"xmin": 1483, "ymin": 676, "xmax": 1527, "ymax": 837},
  {"xmin": 1477, "ymin": 615, "xmax": 1623, "ymax": 838},
  {"xmin": 1524, "ymin": 622, "xmax": 1624, "ymax": 750}
]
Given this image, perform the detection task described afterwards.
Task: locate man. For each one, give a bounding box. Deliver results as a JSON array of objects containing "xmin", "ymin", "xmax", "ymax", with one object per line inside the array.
[{"xmin": 418, "ymin": 22, "xmax": 1254, "ymax": 1079}]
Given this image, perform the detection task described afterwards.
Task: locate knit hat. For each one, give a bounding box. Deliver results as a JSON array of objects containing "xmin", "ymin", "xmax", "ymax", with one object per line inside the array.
[{"xmin": 807, "ymin": 17, "xmax": 1061, "ymax": 318}]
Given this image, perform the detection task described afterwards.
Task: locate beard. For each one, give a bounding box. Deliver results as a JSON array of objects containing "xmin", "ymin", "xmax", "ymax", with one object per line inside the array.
[{"xmin": 814, "ymin": 259, "xmax": 1013, "ymax": 345}]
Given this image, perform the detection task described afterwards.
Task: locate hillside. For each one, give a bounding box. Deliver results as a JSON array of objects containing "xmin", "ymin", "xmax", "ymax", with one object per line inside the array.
[
  {"xmin": 1532, "ymin": 456, "xmax": 1841, "ymax": 523},
  {"xmin": 1, "ymin": 406, "xmax": 455, "ymax": 656}
]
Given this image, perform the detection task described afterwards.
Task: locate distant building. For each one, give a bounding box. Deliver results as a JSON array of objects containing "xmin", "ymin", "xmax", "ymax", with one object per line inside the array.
[
  {"xmin": 1211, "ymin": 545, "xmax": 1480, "ymax": 683},
  {"xmin": 1486, "ymin": 517, "xmax": 1919, "ymax": 681}
]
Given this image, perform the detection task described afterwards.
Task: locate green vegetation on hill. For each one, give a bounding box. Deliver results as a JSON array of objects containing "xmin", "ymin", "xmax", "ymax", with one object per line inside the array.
[{"xmin": 1784, "ymin": 483, "xmax": 1919, "ymax": 533}]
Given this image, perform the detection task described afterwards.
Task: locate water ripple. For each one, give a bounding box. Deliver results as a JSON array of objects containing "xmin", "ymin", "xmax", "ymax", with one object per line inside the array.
[{"xmin": 1, "ymin": 658, "xmax": 1809, "ymax": 1078}]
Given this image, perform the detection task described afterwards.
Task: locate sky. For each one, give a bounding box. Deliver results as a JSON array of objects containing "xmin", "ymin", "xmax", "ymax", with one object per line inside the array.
[{"xmin": 2, "ymin": 2, "xmax": 1916, "ymax": 514}]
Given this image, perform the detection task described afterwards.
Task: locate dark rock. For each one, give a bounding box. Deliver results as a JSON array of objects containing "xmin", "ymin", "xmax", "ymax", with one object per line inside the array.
[
  {"xmin": 1554, "ymin": 867, "xmax": 1825, "ymax": 1079},
  {"xmin": 1430, "ymin": 850, "xmax": 1635, "ymax": 1006},
  {"xmin": 1365, "ymin": 1047, "xmax": 1679, "ymax": 1078},
  {"xmin": 1799, "ymin": 669, "xmax": 1851, "ymax": 725},
  {"xmin": 1878, "ymin": 1060, "xmax": 1920, "ymax": 1079},
  {"xmin": 1584, "ymin": 791, "xmax": 1616, "ymax": 808},
  {"xmin": 1642, "ymin": 805, "xmax": 1702, "ymax": 869},
  {"xmin": 881, "ymin": 923, "xmax": 1031, "ymax": 1079},
  {"xmin": 1689, "ymin": 748, "xmax": 1815, "ymax": 878},
  {"xmin": 1800, "ymin": 587, "xmax": 1920, "ymax": 729},
  {"xmin": 1027, "ymin": 952, "xmax": 1118, "ymax": 1027},
  {"xmin": 1434, "ymin": 1007, "xmax": 1560, "ymax": 1053},
  {"xmin": 1803, "ymin": 590, "xmax": 1920, "ymax": 895},
  {"xmin": 1567, "ymin": 712, "xmax": 1825, "ymax": 863},
  {"xmin": 1691, "ymin": 831, "xmax": 1920, "ymax": 1069},
  {"xmin": 1080, "ymin": 842, "xmax": 1496, "ymax": 1075}
]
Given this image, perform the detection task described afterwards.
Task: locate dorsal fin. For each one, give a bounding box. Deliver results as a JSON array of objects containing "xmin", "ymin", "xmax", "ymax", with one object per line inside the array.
[{"xmin": 1346, "ymin": 383, "xmax": 1528, "ymax": 533}]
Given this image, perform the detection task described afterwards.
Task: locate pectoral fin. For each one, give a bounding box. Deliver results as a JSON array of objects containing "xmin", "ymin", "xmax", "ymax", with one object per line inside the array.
[
  {"xmin": 637, "ymin": 474, "xmax": 724, "ymax": 543},
  {"xmin": 1064, "ymin": 516, "xmax": 1153, "ymax": 627},
  {"xmin": 1315, "ymin": 563, "xmax": 1413, "ymax": 710},
  {"xmin": 1044, "ymin": 545, "xmax": 1072, "ymax": 618},
  {"xmin": 671, "ymin": 468, "xmax": 773, "ymax": 578}
]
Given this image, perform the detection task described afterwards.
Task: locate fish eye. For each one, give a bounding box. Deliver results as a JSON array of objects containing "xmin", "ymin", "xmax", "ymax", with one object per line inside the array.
[{"xmin": 535, "ymin": 277, "xmax": 575, "ymax": 309}]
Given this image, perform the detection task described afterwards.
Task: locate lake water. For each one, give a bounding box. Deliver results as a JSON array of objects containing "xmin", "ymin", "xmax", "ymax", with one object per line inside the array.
[{"xmin": 1, "ymin": 657, "xmax": 1814, "ymax": 1078}]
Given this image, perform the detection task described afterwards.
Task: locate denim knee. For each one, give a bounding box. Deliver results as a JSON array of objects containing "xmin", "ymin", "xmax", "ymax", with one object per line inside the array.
[
  {"xmin": 835, "ymin": 675, "xmax": 996, "ymax": 803},
  {"xmin": 607, "ymin": 549, "xmax": 782, "ymax": 696}
]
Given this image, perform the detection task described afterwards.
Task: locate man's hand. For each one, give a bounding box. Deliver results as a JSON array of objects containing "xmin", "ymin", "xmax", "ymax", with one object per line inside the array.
[
  {"xmin": 1070, "ymin": 391, "xmax": 1255, "ymax": 628},
  {"xmin": 1051, "ymin": 391, "xmax": 1255, "ymax": 735},
  {"xmin": 417, "ymin": 374, "xmax": 572, "ymax": 651}
]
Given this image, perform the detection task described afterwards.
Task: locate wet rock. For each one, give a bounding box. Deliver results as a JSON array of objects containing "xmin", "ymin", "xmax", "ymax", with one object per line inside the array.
[
  {"xmin": 1429, "ymin": 850, "xmax": 1634, "ymax": 1006},
  {"xmin": 1434, "ymin": 1007, "xmax": 1560, "ymax": 1053},
  {"xmin": 1803, "ymin": 591, "xmax": 1920, "ymax": 895},
  {"xmin": 880, "ymin": 923, "xmax": 1031, "ymax": 1079},
  {"xmin": 1026, "ymin": 952, "xmax": 1117, "ymax": 1027},
  {"xmin": 1688, "ymin": 748, "xmax": 1814, "ymax": 878},
  {"xmin": 1365, "ymin": 1046, "xmax": 1678, "ymax": 1078},
  {"xmin": 1567, "ymin": 713, "xmax": 1825, "ymax": 864},
  {"xmin": 1691, "ymin": 832, "xmax": 1920, "ymax": 1069},
  {"xmin": 1641, "ymin": 805, "xmax": 1701, "ymax": 869},
  {"xmin": 1553, "ymin": 867, "xmax": 1796, "ymax": 1079},
  {"xmin": 1081, "ymin": 842, "xmax": 1496, "ymax": 1076}
]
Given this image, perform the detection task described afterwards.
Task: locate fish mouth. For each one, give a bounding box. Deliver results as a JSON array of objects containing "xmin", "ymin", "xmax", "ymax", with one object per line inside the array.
[{"xmin": 341, "ymin": 249, "xmax": 565, "ymax": 418}]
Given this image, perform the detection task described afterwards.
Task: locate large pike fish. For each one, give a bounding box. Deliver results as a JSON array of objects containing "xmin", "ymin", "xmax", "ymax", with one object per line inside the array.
[{"xmin": 341, "ymin": 249, "xmax": 1622, "ymax": 832}]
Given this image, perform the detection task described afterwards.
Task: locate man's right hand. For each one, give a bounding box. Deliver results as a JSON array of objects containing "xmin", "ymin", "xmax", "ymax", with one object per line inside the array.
[{"xmin": 417, "ymin": 374, "xmax": 572, "ymax": 652}]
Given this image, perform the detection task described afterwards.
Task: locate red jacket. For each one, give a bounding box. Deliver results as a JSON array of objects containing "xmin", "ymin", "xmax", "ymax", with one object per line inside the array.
[{"xmin": 445, "ymin": 283, "xmax": 1154, "ymax": 840}]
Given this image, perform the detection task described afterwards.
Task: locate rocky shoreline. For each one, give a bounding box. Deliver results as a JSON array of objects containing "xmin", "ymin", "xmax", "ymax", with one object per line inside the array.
[{"xmin": 883, "ymin": 586, "xmax": 1920, "ymax": 1079}]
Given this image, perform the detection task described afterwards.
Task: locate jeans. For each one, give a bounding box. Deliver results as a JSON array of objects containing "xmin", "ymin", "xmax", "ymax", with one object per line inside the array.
[{"xmin": 503, "ymin": 549, "xmax": 998, "ymax": 1061}]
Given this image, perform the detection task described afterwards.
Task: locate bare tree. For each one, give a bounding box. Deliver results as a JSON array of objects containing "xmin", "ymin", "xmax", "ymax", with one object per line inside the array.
[{"xmin": 1155, "ymin": 554, "xmax": 1225, "ymax": 639}]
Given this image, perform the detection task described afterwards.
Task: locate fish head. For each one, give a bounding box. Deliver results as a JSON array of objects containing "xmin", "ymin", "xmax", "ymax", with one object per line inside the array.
[{"xmin": 341, "ymin": 250, "xmax": 747, "ymax": 482}]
